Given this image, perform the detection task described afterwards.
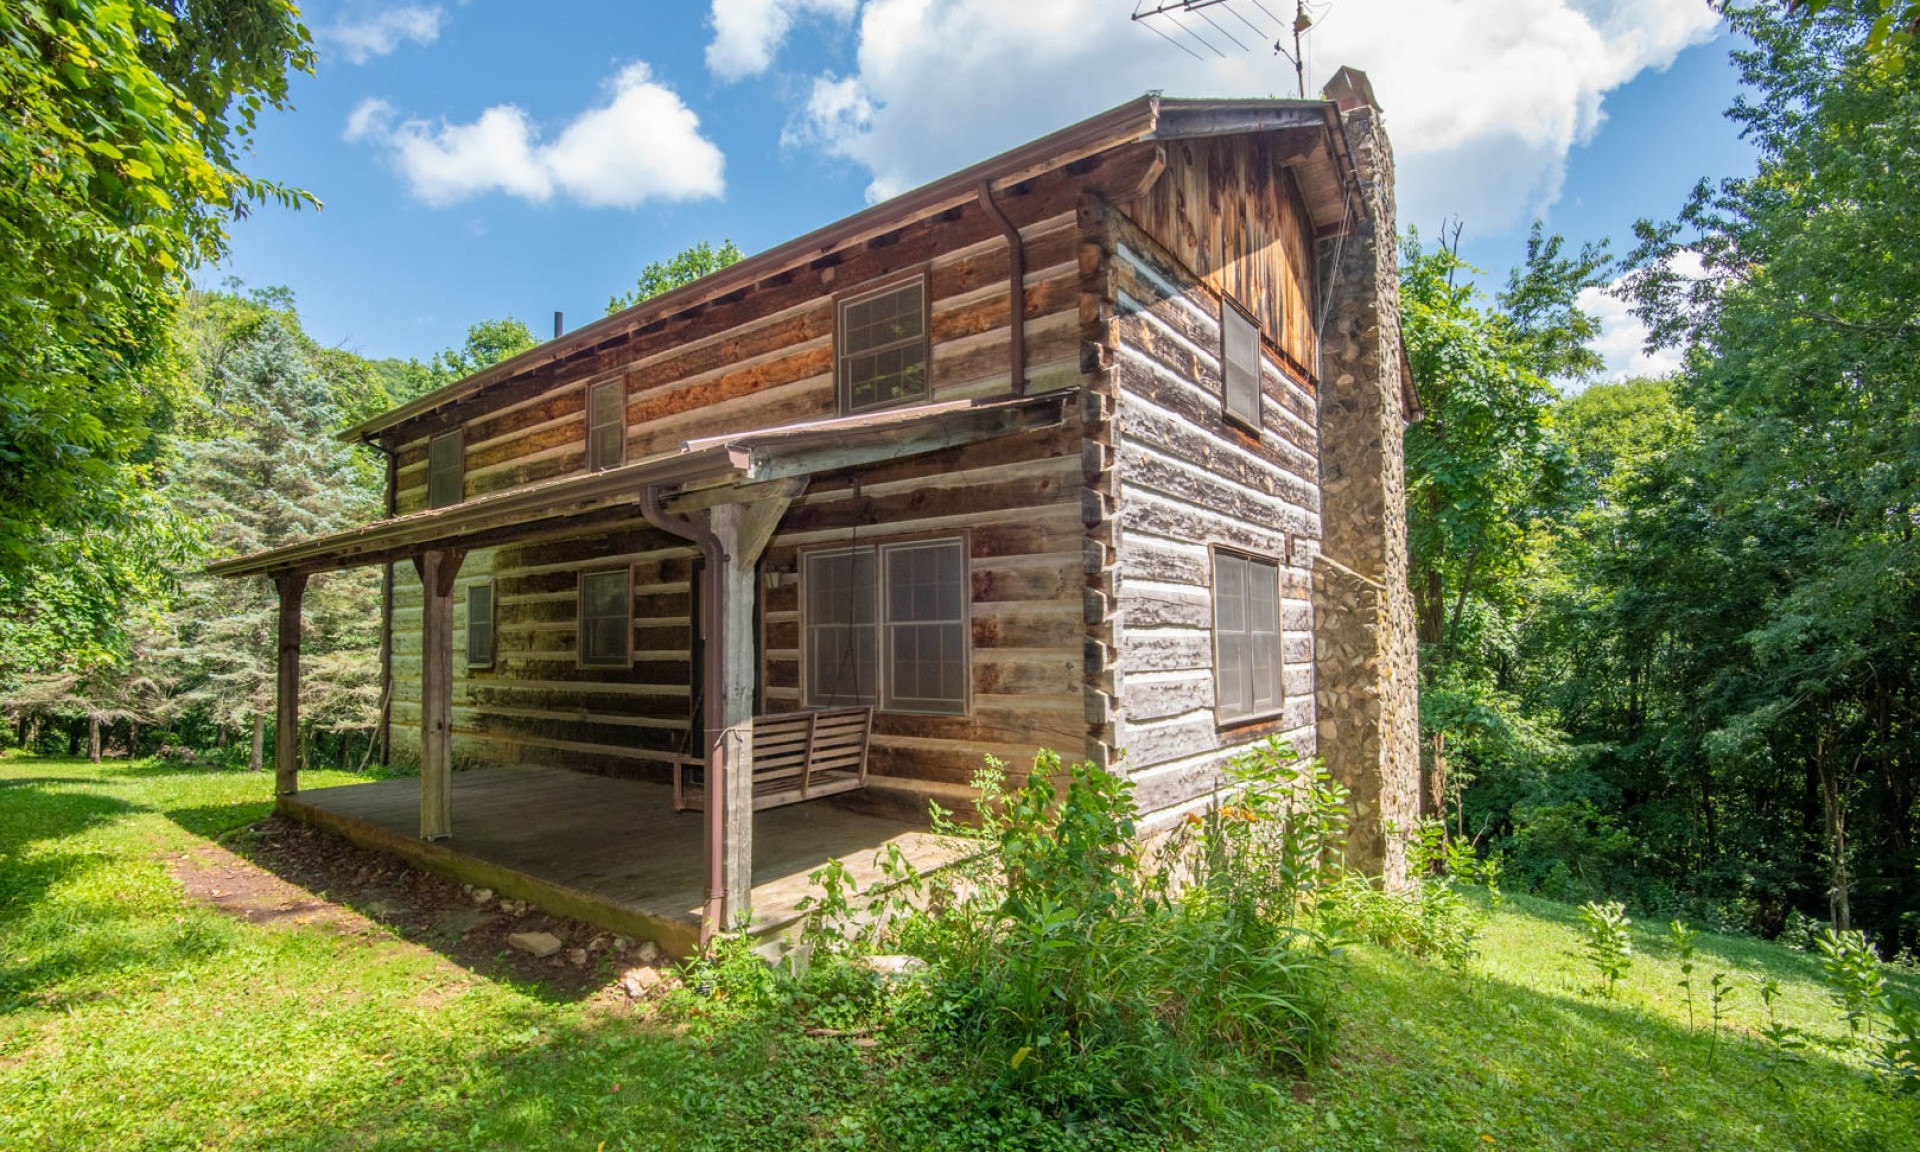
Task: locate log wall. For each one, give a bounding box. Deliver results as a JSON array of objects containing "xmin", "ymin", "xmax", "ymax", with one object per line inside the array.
[
  {"xmin": 385, "ymin": 167, "xmax": 1100, "ymax": 787},
  {"xmin": 1096, "ymin": 206, "xmax": 1322, "ymax": 827}
]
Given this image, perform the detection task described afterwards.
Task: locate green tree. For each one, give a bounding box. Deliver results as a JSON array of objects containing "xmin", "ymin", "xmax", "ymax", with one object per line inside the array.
[
  {"xmin": 0, "ymin": 0, "xmax": 313, "ymax": 568},
  {"xmin": 158, "ymin": 318, "xmax": 380, "ymax": 769},
  {"xmin": 424, "ymin": 316, "xmax": 541, "ymax": 390},
  {"xmin": 606, "ymin": 238, "xmax": 745, "ymax": 314}
]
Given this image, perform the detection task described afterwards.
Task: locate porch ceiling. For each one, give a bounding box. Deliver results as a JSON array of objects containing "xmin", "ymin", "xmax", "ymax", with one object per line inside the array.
[{"xmin": 208, "ymin": 390, "xmax": 1069, "ymax": 580}]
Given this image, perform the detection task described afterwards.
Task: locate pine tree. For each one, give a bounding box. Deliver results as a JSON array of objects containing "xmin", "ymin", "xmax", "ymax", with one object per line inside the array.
[{"xmin": 159, "ymin": 318, "xmax": 381, "ymax": 768}]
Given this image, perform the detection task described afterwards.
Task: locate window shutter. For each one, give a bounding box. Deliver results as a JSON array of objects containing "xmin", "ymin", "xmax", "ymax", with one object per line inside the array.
[
  {"xmin": 427, "ymin": 430, "xmax": 464, "ymax": 509},
  {"xmin": 586, "ymin": 380, "xmax": 625, "ymax": 471},
  {"xmin": 466, "ymin": 582, "xmax": 495, "ymax": 668},
  {"xmin": 1222, "ymin": 300, "xmax": 1262, "ymax": 430}
]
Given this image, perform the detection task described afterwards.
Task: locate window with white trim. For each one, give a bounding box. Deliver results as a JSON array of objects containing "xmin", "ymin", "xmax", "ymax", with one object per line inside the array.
[
  {"xmin": 586, "ymin": 379, "xmax": 625, "ymax": 471},
  {"xmin": 466, "ymin": 581, "xmax": 495, "ymax": 669},
  {"xmin": 804, "ymin": 537, "xmax": 966, "ymax": 714},
  {"xmin": 1222, "ymin": 298, "xmax": 1261, "ymax": 431},
  {"xmin": 1214, "ymin": 550, "xmax": 1282, "ymax": 722},
  {"xmin": 838, "ymin": 279, "xmax": 929, "ymax": 413},
  {"xmin": 578, "ymin": 569, "xmax": 632, "ymax": 668},
  {"xmin": 427, "ymin": 429, "xmax": 464, "ymax": 508}
]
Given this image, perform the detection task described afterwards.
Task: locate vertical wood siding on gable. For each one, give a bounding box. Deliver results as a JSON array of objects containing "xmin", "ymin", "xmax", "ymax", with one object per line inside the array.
[
  {"xmin": 1128, "ymin": 133, "xmax": 1319, "ymax": 374},
  {"xmin": 1105, "ymin": 211, "xmax": 1321, "ymax": 825}
]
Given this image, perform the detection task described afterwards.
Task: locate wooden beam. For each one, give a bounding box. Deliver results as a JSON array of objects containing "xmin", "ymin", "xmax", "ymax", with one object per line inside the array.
[
  {"xmin": 663, "ymin": 476, "xmax": 808, "ymax": 516},
  {"xmin": 413, "ymin": 548, "xmax": 465, "ymax": 840},
  {"xmin": 273, "ymin": 573, "xmax": 306, "ymax": 797},
  {"xmin": 705, "ymin": 503, "xmax": 761, "ymax": 927}
]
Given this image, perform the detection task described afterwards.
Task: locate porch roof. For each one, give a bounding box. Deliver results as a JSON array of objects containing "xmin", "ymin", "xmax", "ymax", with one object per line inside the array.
[{"xmin": 208, "ymin": 390, "xmax": 1069, "ymax": 580}]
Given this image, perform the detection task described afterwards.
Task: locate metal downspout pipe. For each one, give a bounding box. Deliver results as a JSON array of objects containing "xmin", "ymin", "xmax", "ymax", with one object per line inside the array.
[
  {"xmin": 641, "ymin": 485, "xmax": 731, "ymax": 945},
  {"xmin": 978, "ymin": 180, "xmax": 1029, "ymax": 395}
]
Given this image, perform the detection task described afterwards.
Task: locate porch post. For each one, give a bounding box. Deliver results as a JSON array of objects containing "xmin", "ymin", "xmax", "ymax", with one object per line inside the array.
[
  {"xmin": 272, "ymin": 572, "xmax": 306, "ymax": 799},
  {"xmin": 645, "ymin": 482, "xmax": 800, "ymax": 943},
  {"xmin": 706, "ymin": 503, "xmax": 759, "ymax": 928},
  {"xmin": 412, "ymin": 548, "xmax": 465, "ymax": 841}
]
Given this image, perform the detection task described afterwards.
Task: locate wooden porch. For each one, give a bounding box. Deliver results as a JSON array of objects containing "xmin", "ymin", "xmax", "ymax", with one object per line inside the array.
[{"xmin": 280, "ymin": 765, "xmax": 966, "ymax": 957}]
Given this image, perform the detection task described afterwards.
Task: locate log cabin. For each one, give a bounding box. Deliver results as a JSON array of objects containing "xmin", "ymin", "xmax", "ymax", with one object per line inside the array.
[{"xmin": 211, "ymin": 67, "xmax": 1422, "ymax": 950}]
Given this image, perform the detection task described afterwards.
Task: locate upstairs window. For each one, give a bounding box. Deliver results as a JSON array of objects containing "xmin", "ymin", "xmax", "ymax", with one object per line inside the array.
[
  {"xmin": 427, "ymin": 430, "xmax": 464, "ymax": 509},
  {"xmin": 586, "ymin": 379, "xmax": 625, "ymax": 471},
  {"xmin": 466, "ymin": 581, "xmax": 495, "ymax": 669},
  {"xmin": 1214, "ymin": 550, "xmax": 1283, "ymax": 723},
  {"xmin": 578, "ymin": 568, "xmax": 632, "ymax": 668},
  {"xmin": 1222, "ymin": 298, "xmax": 1262, "ymax": 431},
  {"xmin": 804, "ymin": 537, "xmax": 967, "ymax": 714},
  {"xmin": 838, "ymin": 279, "xmax": 929, "ymax": 412}
]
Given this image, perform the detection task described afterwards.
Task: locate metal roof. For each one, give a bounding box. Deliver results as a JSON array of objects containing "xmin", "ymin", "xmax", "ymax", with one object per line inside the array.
[{"xmin": 211, "ymin": 391, "xmax": 1070, "ymax": 579}]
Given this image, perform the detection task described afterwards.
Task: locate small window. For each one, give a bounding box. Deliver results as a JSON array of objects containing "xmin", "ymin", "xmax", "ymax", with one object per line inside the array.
[
  {"xmin": 586, "ymin": 379, "xmax": 625, "ymax": 471},
  {"xmin": 578, "ymin": 569, "xmax": 632, "ymax": 668},
  {"xmin": 1222, "ymin": 298, "xmax": 1262, "ymax": 431},
  {"xmin": 838, "ymin": 279, "xmax": 929, "ymax": 412},
  {"xmin": 427, "ymin": 430, "xmax": 464, "ymax": 509},
  {"xmin": 804, "ymin": 537, "xmax": 966, "ymax": 714},
  {"xmin": 466, "ymin": 582, "xmax": 495, "ymax": 669},
  {"xmin": 1214, "ymin": 550, "xmax": 1283, "ymax": 723}
]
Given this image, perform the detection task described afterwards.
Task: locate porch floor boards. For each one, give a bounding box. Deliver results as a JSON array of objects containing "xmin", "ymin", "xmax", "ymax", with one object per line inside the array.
[{"xmin": 279, "ymin": 765, "xmax": 962, "ymax": 956}]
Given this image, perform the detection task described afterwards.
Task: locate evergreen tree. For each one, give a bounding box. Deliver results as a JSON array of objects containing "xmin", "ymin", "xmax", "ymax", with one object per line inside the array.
[{"xmin": 158, "ymin": 318, "xmax": 380, "ymax": 768}]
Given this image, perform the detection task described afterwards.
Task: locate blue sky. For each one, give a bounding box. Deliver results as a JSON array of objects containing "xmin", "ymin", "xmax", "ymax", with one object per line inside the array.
[{"xmin": 216, "ymin": 1, "xmax": 1758, "ymax": 379}]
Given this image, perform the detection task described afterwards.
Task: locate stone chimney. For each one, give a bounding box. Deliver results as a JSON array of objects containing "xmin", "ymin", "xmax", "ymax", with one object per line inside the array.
[{"xmin": 1310, "ymin": 66, "xmax": 1422, "ymax": 888}]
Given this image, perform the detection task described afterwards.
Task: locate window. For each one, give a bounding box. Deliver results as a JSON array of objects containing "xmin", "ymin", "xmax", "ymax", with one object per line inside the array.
[
  {"xmin": 466, "ymin": 581, "xmax": 495, "ymax": 669},
  {"xmin": 1213, "ymin": 550, "xmax": 1283, "ymax": 723},
  {"xmin": 578, "ymin": 569, "xmax": 632, "ymax": 668},
  {"xmin": 1222, "ymin": 298, "xmax": 1262, "ymax": 431},
  {"xmin": 427, "ymin": 430, "xmax": 464, "ymax": 509},
  {"xmin": 586, "ymin": 379, "xmax": 624, "ymax": 471},
  {"xmin": 838, "ymin": 279, "xmax": 929, "ymax": 412},
  {"xmin": 804, "ymin": 537, "xmax": 966, "ymax": 714}
]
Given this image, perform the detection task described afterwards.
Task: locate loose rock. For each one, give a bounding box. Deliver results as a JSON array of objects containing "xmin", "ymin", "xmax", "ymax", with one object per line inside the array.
[
  {"xmin": 635, "ymin": 940, "xmax": 664, "ymax": 965},
  {"xmin": 569, "ymin": 947, "xmax": 590, "ymax": 967},
  {"xmin": 856, "ymin": 954, "xmax": 929, "ymax": 979},
  {"xmin": 620, "ymin": 967, "xmax": 663, "ymax": 999},
  {"xmin": 508, "ymin": 930, "xmax": 563, "ymax": 958},
  {"xmin": 469, "ymin": 887, "xmax": 494, "ymax": 905}
]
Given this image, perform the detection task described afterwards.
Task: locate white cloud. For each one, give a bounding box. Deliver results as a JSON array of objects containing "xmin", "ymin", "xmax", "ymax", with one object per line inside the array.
[
  {"xmin": 707, "ymin": 0, "xmax": 858, "ymax": 80},
  {"xmin": 772, "ymin": 0, "xmax": 1718, "ymax": 231},
  {"xmin": 325, "ymin": 5, "xmax": 444, "ymax": 65},
  {"xmin": 345, "ymin": 64, "xmax": 726, "ymax": 209},
  {"xmin": 1575, "ymin": 252, "xmax": 1704, "ymax": 382}
]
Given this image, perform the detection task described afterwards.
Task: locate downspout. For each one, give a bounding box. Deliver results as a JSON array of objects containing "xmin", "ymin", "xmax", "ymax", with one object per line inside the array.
[
  {"xmin": 641, "ymin": 484, "xmax": 730, "ymax": 946},
  {"xmin": 978, "ymin": 180, "xmax": 1029, "ymax": 395}
]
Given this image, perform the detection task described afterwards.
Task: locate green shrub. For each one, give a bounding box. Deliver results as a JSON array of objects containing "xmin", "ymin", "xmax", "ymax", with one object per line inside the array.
[{"xmin": 1576, "ymin": 900, "xmax": 1634, "ymax": 997}]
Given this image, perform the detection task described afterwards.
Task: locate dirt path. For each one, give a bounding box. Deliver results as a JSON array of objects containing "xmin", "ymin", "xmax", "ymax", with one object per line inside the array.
[{"xmin": 167, "ymin": 817, "xmax": 656, "ymax": 1000}]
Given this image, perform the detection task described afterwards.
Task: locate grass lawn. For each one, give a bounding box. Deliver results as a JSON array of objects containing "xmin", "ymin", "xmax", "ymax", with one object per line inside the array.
[{"xmin": 2, "ymin": 752, "xmax": 1916, "ymax": 1150}]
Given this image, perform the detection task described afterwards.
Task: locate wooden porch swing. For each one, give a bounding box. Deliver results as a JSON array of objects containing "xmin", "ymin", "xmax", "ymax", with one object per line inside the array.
[{"xmin": 673, "ymin": 706, "xmax": 874, "ymax": 813}]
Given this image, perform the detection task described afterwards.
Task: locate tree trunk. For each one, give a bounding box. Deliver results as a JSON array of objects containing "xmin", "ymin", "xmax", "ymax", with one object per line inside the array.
[
  {"xmin": 1815, "ymin": 728, "xmax": 1853, "ymax": 932},
  {"xmin": 129, "ymin": 721, "xmax": 140, "ymax": 759},
  {"xmin": 88, "ymin": 715, "xmax": 101, "ymax": 763},
  {"xmin": 67, "ymin": 722, "xmax": 80, "ymax": 757},
  {"xmin": 249, "ymin": 712, "xmax": 266, "ymax": 773}
]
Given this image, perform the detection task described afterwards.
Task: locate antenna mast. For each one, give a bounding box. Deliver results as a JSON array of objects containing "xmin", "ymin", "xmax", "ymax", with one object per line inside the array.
[{"xmin": 1130, "ymin": 0, "xmax": 1327, "ymax": 97}]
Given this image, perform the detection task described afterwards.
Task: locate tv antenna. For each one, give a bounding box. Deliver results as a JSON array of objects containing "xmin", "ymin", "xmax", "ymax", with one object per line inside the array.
[{"xmin": 1130, "ymin": 0, "xmax": 1327, "ymax": 97}]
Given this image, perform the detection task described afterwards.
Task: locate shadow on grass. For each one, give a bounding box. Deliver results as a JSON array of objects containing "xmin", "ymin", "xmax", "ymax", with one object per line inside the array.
[{"xmin": 156, "ymin": 801, "xmax": 629, "ymax": 1007}]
